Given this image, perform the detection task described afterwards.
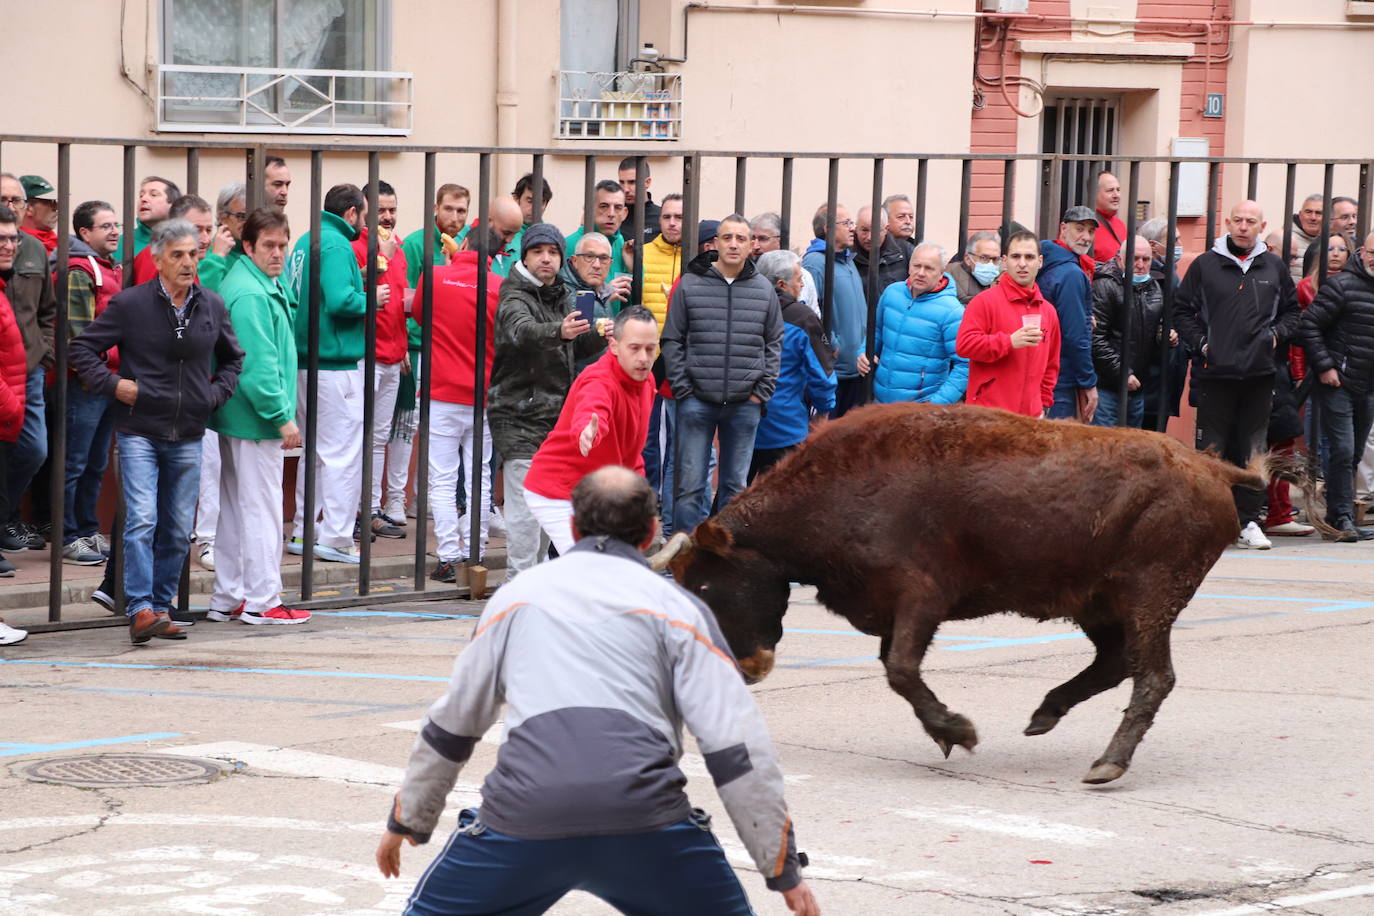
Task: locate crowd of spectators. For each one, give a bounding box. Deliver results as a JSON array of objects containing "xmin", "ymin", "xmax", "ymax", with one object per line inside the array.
[{"xmin": 0, "ymin": 157, "xmax": 1370, "ymax": 648}]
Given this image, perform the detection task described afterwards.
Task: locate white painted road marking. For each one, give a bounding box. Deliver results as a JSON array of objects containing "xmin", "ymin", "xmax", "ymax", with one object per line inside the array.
[
  {"xmin": 886, "ymin": 805, "xmax": 1116, "ymax": 847},
  {"xmin": 1194, "ymin": 883, "xmax": 1374, "ymax": 915}
]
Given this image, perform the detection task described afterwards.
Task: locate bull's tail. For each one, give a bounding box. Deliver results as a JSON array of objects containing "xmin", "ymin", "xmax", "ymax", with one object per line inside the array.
[
  {"xmin": 1233, "ymin": 450, "xmax": 1347, "ymax": 540},
  {"xmin": 1214, "ymin": 450, "xmax": 1269, "ymax": 490}
]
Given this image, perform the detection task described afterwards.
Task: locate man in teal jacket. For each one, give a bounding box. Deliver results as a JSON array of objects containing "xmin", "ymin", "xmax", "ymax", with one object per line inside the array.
[
  {"xmin": 208, "ymin": 208, "xmax": 311, "ymax": 626},
  {"xmin": 283, "ymin": 183, "xmax": 389, "ymax": 564}
]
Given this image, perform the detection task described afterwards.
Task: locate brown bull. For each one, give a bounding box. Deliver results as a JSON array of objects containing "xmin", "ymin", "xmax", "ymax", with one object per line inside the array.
[{"xmin": 653, "ymin": 403, "xmax": 1264, "ymax": 784}]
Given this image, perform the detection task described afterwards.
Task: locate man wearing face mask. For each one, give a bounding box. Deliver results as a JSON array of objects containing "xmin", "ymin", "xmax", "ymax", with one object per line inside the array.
[
  {"xmin": 1038, "ymin": 207, "xmax": 1100, "ymax": 422},
  {"xmin": 1090, "ymin": 236, "xmax": 1166, "ymax": 428},
  {"xmin": 947, "ymin": 231, "xmax": 1002, "ymax": 305}
]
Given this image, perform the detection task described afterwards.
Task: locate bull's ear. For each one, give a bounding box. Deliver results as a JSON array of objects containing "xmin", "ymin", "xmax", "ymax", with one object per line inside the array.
[{"xmin": 693, "ymin": 519, "xmax": 734, "ymax": 556}]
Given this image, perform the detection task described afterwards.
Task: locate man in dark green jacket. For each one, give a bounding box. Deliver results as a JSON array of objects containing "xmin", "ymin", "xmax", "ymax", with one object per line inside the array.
[
  {"xmin": 283, "ymin": 184, "xmax": 389, "ymax": 565},
  {"xmin": 208, "ymin": 208, "xmax": 311, "ymax": 626},
  {"xmin": 487, "ymin": 223, "xmax": 600, "ymax": 576},
  {"xmin": 402, "ymin": 183, "xmax": 469, "ymax": 288}
]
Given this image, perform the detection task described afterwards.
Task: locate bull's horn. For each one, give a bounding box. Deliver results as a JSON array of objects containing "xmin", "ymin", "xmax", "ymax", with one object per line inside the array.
[{"xmin": 648, "ymin": 531, "xmax": 693, "ymax": 572}]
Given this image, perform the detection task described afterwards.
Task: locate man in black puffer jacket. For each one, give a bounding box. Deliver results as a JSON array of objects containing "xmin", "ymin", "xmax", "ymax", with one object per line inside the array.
[
  {"xmin": 661, "ymin": 214, "xmax": 782, "ymax": 535},
  {"xmin": 1299, "ymin": 231, "xmax": 1374, "ymax": 541},
  {"xmin": 1174, "ymin": 200, "xmax": 1301, "ymax": 550},
  {"xmin": 1089, "ymin": 235, "xmax": 1165, "ymax": 428}
]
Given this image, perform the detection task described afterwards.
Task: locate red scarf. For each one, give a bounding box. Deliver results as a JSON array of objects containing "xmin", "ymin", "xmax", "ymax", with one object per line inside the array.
[
  {"xmin": 22, "ymin": 226, "xmax": 57, "ymax": 255},
  {"xmin": 1054, "ymin": 239, "xmax": 1095, "ymax": 283}
]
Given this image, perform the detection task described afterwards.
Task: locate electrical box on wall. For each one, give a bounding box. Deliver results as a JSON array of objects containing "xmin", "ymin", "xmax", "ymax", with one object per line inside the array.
[
  {"xmin": 1172, "ymin": 137, "xmax": 1210, "ymax": 218},
  {"xmin": 980, "ymin": 0, "xmax": 1030, "ymax": 12}
]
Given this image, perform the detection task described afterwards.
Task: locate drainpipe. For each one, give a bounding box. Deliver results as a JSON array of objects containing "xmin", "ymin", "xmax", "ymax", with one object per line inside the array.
[{"xmin": 496, "ymin": 0, "xmax": 519, "ymax": 197}]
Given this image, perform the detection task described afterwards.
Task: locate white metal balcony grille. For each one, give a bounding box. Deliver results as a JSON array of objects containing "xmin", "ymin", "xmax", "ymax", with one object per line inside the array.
[
  {"xmin": 557, "ymin": 71, "xmax": 682, "ymax": 141},
  {"xmin": 157, "ymin": 64, "xmax": 413, "ymax": 135}
]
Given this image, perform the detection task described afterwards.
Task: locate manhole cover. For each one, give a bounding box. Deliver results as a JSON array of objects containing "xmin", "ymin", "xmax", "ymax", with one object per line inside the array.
[{"xmin": 20, "ymin": 754, "xmax": 225, "ymax": 788}]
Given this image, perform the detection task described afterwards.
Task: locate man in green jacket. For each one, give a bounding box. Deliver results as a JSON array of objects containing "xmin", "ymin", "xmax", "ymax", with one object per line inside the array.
[
  {"xmin": 402, "ymin": 182, "xmax": 469, "ymax": 288},
  {"xmin": 197, "ymin": 181, "xmax": 247, "ymax": 293},
  {"xmin": 208, "ymin": 208, "xmax": 311, "ymax": 626},
  {"xmin": 113, "ymin": 176, "xmax": 180, "ymax": 262},
  {"xmin": 283, "ymin": 183, "xmax": 389, "ymax": 565}
]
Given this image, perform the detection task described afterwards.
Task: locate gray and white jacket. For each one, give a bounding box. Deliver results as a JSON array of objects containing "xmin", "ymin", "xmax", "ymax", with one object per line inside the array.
[{"xmin": 391, "ymin": 535, "xmax": 803, "ymax": 891}]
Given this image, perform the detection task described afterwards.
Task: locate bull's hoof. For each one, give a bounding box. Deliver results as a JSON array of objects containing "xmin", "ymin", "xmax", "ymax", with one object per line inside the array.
[
  {"xmin": 1082, "ymin": 762, "xmax": 1127, "ymax": 784},
  {"xmin": 1023, "ymin": 711, "xmax": 1061, "ymax": 736},
  {"xmin": 929, "ymin": 714, "xmax": 978, "ymax": 758}
]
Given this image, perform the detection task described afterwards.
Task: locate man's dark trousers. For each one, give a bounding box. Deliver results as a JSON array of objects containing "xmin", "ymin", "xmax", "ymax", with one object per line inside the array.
[{"xmin": 1194, "ymin": 376, "xmax": 1271, "ymax": 525}]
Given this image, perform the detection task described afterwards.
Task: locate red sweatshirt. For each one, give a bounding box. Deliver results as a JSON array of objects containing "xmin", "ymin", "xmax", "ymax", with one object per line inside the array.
[
  {"xmin": 413, "ymin": 250, "xmax": 500, "ymax": 406},
  {"xmin": 0, "ymin": 284, "xmax": 27, "ymax": 441},
  {"xmin": 524, "ymin": 348, "xmax": 656, "ymax": 502},
  {"xmin": 351, "ymin": 228, "xmax": 410, "ymax": 364},
  {"xmin": 956, "ymin": 273, "xmax": 1062, "ymax": 417}
]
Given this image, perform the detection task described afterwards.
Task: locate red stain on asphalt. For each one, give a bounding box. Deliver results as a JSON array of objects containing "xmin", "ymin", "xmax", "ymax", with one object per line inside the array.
[{"xmin": 1029, "ymin": 860, "xmax": 1053, "ymax": 865}]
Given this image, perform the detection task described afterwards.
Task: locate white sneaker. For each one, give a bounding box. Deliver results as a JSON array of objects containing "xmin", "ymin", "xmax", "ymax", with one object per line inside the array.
[
  {"xmin": 1236, "ymin": 521, "xmax": 1272, "ymax": 550},
  {"xmin": 0, "ymin": 619, "xmax": 27, "ymax": 646},
  {"xmin": 1264, "ymin": 520, "xmax": 1314, "ymax": 536},
  {"xmin": 384, "ymin": 499, "xmax": 408, "ymax": 526},
  {"xmin": 488, "ymin": 506, "xmax": 508, "ymax": 538},
  {"xmin": 197, "ymin": 542, "xmax": 216, "ymax": 571},
  {"xmin": 314, "ymin": 543, "xmax": 362, "ymax": 564}
]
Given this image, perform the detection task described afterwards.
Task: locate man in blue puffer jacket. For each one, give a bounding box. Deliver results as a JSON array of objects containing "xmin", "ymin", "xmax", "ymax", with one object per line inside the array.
[{"xmin": 858, "ymin": 243, "xmax": 968, "ymax": 404}]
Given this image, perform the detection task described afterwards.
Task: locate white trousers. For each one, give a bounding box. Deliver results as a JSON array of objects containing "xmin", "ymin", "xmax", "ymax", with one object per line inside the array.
[
  {"xmin": 369, "ymin": 361, "xmax": 403, "ymax": 513},
  {"xmin": 212, "ymin": 435, "xmax": 285, "ymax": 614},
  {"xmin": 292, "ymin": 368, "xmax": 364, "ymax": 550},
  {"xmin": 194, "ymin": 432, "xmax": 220, "ymax": 543},
  {"xmin": 524, "ymin": 489, "xmax": 576, "ymax": 557},
  {"xmin": 384, "ymin": 352, "xmax": 420, "ymax": 514},
  {"xmin": 429, "ymin": 401, "xmax": 492, "ymax": 562},
  {"xmin": 1357, "ymin": 428, "xmax": 1374, "ymax": 500},
  {"xmin": 502, "ymin": 458, "xmax": 549, "ymax": 576}
]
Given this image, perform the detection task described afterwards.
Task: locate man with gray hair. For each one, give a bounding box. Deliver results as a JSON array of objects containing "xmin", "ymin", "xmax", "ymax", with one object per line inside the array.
[
  {"xmin": 1291, "ymin": 193, "xmax": 1325, "ymax": 281},
  {"xmin": 751, "ymin": 212, "xmax": 820, "ymax": 317},
  {"xmin": 946, "ymin": 230, "xmax": 1002, "ymax": 305},
  {"xmin": 71, "ymin": 218, "xmax": 243, "ymax": 644},
  {"xmin": 1089, "ymin": 235, "xmax": 1166, "ymax": 428},
  {"xmin": 852, "ymin": 206, "xmax": 911, "ymax": 310},
  {"xmin": 883, "ymin": 193, "xmax": 916, "ymax": 244},
  {"xmin": 199, "ymin": 181, "xmax": 248, "ymax": 292},
  {"xmin": 560, "ymin": 231, "xmax": 632, "ymax": 373}
]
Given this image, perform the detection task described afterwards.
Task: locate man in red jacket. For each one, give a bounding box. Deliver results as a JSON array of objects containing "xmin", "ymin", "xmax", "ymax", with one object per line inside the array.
[
  {"xmin": 524, "ymin": 305, "xmax": 658, "ymax": 554},
  {"xmin": 351, "ymin": 180, "xmax": 409, "ymax": 538},
  {"xmin": 956, "ymin": 230, "xmax": 1062, "ymax": 417},
  {"xmin": 414, "ymin": 247, "xmax": 501, "ymax": 583},
  {"xmin": 0, "ymin": 271, "xmax": 28, "ymax": 585},
  {"xmin": 1092, "ymin": 171, "xmax": 1128, "ymax": 265}
]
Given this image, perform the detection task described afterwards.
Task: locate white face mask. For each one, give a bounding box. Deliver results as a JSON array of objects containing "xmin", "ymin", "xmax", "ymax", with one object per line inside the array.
[{"xmin": 971, "ymin": 261, "xmax": 1000, "ymax": 285}]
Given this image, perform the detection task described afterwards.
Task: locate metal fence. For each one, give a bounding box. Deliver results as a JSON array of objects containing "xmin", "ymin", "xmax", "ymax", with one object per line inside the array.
[{"xmin": 2, "ymin": 133, "xmax": 1370, "ymax": 631}]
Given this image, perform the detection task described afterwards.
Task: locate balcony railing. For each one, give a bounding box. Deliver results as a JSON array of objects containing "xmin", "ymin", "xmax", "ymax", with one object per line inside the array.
[
  {"xmin": 557, "ymin": 70, "xmax": 682, "ymax": 141},
  {"xmin": 156, "ymin": 64, "xmax": 413, "ymax": 136}
]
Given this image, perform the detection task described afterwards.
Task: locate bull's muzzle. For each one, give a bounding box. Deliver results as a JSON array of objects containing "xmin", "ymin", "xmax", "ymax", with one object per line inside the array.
[{"xmin": 738, "ymin": 647, "xmax": 776, "ymax": 684}]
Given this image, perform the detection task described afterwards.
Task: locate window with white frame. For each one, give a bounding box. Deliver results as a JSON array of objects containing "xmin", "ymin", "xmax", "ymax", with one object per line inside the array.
[{"xmin": 158, "ymin": 0, "xmax": 410, "ymax": 135}]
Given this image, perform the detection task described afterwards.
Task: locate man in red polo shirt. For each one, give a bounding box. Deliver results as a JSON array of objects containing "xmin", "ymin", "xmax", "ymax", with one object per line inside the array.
[{"xmin": 523, "ymin": 305, "xmax": 658, "ymax": 554}]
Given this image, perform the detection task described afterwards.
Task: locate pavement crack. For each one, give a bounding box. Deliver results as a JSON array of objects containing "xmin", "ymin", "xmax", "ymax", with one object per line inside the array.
[{"xmin": 0, "ymin": 787, "xmax": 124, "ymax": 856}]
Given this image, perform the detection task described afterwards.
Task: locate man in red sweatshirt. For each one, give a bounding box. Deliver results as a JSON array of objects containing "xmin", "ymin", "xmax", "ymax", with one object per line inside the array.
[
  {"xmin": 524, "ymin": 305, "xmax": 658, "ymax": 554},
  {"xmin": 414, "ymin": 247, "xmax": 501, "ymax": 583},
  {"xmin": 956, "ymin": 230, "xmax": 1062, "ymax": 417}
]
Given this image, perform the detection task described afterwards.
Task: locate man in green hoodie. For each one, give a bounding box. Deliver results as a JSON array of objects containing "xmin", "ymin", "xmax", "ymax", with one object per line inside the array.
[
  {"xmin": 207, "ymin": 208, "xmax": 311, "ymax": 626},
  {"xmin": 283, "ymin": 183, "xmax": 390, "ymax": 565}
]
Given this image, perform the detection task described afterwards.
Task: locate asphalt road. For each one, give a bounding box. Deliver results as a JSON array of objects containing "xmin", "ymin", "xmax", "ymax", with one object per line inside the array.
[{"xmin": 2, "ymin": 535, "xmax": 1372, "ymax": 915}]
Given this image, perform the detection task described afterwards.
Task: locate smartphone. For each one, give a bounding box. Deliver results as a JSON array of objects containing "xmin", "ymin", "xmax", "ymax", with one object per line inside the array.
[{"xmin": 575, "ymin": 290, "xmax": 597, "ymax": 325}]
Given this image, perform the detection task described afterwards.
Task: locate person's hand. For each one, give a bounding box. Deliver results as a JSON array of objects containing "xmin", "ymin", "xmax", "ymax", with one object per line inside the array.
[
  {"xmin": 608, "ymin": 274, "xmax": 633, "ymax": 303},
  {"xmin": 375, "ymin": 830, "xmax": 418, "ymax": 878},
  {"xmin": 856, "ymin": 352, "xmax": 874, "ymax": 376},
  {"xmin": 621, "ymin": 238, "xmax": 636, "ymax": 271},
  {"xmin": 1169, "ymin": 328, "xmax": 1179, "ymax": 348},
  {"xmin": 278, "ymin": 420, "xmax": 302, "ymax": 450},
  {"xmin": 1010, "ymin": 326, "xmax": 1043, "ymax": 349},
  {"xmin": 376, "ymin": 284, "xmax": 392, "ymax": 309},
  {"xmin": 115, "ymin": 379, "xmax": 138, "ymax": 405},
  {"xmin": 579, "ymin": 413, "xmax": 599, "ymax": 456},
  {"xmin": 1127, "ymin": 374, "xmax": 1141, "ymax": 393},
  {"xmin": 560, "ymin": 312, "xmax": 591, "ymax": 340},
  {"xmin": 211, "ymin": 225, "xmax": 235, "ymax": 257},
  {"xmin": 781, "ymin": 880, "xmax": 821, "ymax": 915},
  {"xmin": 749, "ymin": 395, "xmax": 763, "ymax": 404},
  {"xmin": 378, "ymin": 230, "xmax": 399, "ymax": 260},
  {"xmin": 401, "ymin": 352, "xmax": 412, "ymax": 376},
  {"xmin": 1078, "ymin": 386, "xmax": 1099, "ymax": 423},
  {"xmin": 1320, "ymin": 368, "xmax": 1341, "ymax": 387}
]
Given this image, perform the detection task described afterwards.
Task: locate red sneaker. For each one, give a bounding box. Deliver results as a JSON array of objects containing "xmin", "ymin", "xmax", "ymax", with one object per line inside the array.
[
  {"xmin": 206, "ymin": 600, "xmax": 246, "ymax": 623},
  {"xmin": 241, "ymin": 605, "xmax": 312, "ymax": 626}
]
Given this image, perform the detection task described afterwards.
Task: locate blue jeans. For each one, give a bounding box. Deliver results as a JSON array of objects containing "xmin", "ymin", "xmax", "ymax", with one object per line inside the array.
[
  {"xmin": 1091, "ymin": 387, "xmax": 1145, "ymax": 428},
  {"xmin": 4, "ymin": 366, "xmax": 48, "ymax": 520},
  {"xmin": 63, "ymin": 386, "xmax": 116, "ymax": 542},
  {"xmin": 643, "ymin": 396, "xmax": 676, "ymax": 533},
  {"xmin": 117, "ymin": 433, "xmax": 203, "ymax": 617},
  {"xmin": 673, "ymin": 398, "xmax": 761, "ymax": 535},
  {"xmin": 405, "ymin": 808, "xmax": 754, "ymax": 916},
  {"xmin": 1047, "ymin": 384, "xmax": 1079, "ymax": 420},
  {"xmin": 1317, "ymin": 384, "xmax": 1374, "ymax": 524}
]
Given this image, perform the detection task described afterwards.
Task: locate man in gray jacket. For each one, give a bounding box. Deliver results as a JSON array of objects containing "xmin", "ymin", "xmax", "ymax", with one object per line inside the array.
[
  {"xmin": 662, "ymin": 214, "xmax": 783, "ymax": 536},
  {"xmin": 377, "ymin": 467, "xmax": 818, "ymax": 915}
]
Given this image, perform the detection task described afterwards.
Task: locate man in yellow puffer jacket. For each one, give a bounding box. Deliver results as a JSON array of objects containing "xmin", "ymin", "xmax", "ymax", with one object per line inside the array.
[{"xmin": 639, "ymin": 194, "xmax": 683, "ymax": 334}]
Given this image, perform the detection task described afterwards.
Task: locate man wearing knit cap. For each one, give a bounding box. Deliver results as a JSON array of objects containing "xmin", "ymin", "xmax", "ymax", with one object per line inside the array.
[{"xmin": 487, "ymin": 222, "xmax": 604, "ymax": 576}]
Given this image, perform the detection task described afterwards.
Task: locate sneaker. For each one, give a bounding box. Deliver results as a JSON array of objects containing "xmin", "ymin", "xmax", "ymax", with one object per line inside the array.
[
  {"xmin": 17, "ymin": 521, "xmax": 45, "ymax": 549},
  {"xmin": 371, "ymin": 512, "xmax": 406, "ymax": 539},
  {"xmin": 314, "ymin": 543, "xmax": 362, "ymax": 564},
  {"xmin": 91, "ymin": 588, "xmax": 116, "ymax": 614},
  {"xmin": 206, "ymin": 600, "xmax": 245, "ymax": 623},
  {"xmin": 0, "ymin": 521, "xmax": 32, "ymax": 552},
  {"xmin": 197, "ymin": 542, "xmax": 216, "ymax": 571},
  {"xmin": 62, "ymin": 536, "xmax": 106, "ymax": 566},
  {"xmin": 286, "ymin": 537, "xmax": 305, "ymax": 556},
  {"xmin": 352, "ymin": 519, "xmax": 378, "ymax": 543},
  {"xmin": 1264, "ymin": 520, "xmax": 1314, "ymax": 537},
  {"xmin": 35, "ymin": 521, "xmax": 51, "ymax": 542},
  {"xmin": 383, "ymin": 501, "xmax": 408, "ymax": 527},
  {"xmin": 430, "ymin": 559, "xmax": 459, "ymax": 583},
  {"xmin": 241, "ymin": 605, "xmax": 312, "ymax": 626},
  {"xmin": 488, "ymin": 506, "xmax": 508, "ymax": 538},
  {"xmin": 0, "ymin": 554, "xmax": 14, "ymax": 578},
  {"xmin": 0, "ymin": 618, "xmax": 27, "ymax": 645},
  {"xmin": 1236, "ymin": 521, "xmax": 1272, "ymax": 550},
  {"xmin": 167, "ymin": 608, "xmax": 197, "ymax": 627},
  {"xmin": 94, "ymin": 532, "xmax": 111, "ymax": 557}
]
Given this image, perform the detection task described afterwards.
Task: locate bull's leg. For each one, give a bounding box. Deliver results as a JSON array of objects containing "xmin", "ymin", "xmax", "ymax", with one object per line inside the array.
[
  {"xmin": 1024, "ymin": 621, "xmax": 1128, "ymax": 736},
  {"xmin": 1082, "ymin": 621, "xmax": 1176, "ymax": 784},
  {"xmin": 881, "ymin": 614, "xmax": 977, "ymax": 758}
]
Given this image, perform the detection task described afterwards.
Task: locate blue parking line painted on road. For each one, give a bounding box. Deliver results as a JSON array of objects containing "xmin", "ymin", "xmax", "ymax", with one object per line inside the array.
[
  {"xmin": 0, "ymin": 732, "xmax": 183, "ymax": 758},
  {"xmin": 0, "ymin": 659, "xmax": 449, "ymax": 683},
  {"xmin": 779, "ymin": 654, "xmax": 878, "ymax": 669}
]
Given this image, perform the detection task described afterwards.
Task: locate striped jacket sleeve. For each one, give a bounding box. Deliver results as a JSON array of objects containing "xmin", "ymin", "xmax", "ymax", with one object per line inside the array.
[{"xmin": 667, "ymin": 594, "xmax": 803, "ymax": 891}]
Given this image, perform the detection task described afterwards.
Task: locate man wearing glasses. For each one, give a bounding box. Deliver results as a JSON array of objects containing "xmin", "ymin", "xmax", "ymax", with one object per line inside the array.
[
  {"xmin": 752, "ymin": 211, "xmax": 820, "ymax": 319},
  {"xmin": 947, "ymin": 231, "xmax": 1003, "ymax": 305},
  {"xmin": 560, "ymin": 233, "xmax": 631, "ymax": 373},
  {"xmin": 802, "ymin": 203, "xmax": 865, "ymax": 416},
  {"xmin": 198, "ymin": 181, "xmax": 248, "ymax": 292},
  {"xmin": 0, "ymin": 177, "xmax": 56, "ymax": 555}
]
